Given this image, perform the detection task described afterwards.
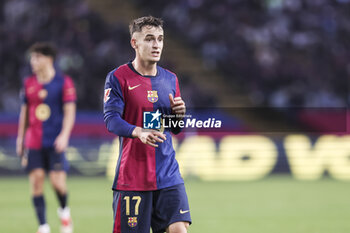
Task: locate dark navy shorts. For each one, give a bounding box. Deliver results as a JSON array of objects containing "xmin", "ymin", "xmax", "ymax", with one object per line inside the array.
[
  {"xmin": 25, "ymin": 148, "xmax": 69, "ymax": 173},
  {"xmin": 112, "ymin": 184, "xmax": 191, "ymax": 233}
]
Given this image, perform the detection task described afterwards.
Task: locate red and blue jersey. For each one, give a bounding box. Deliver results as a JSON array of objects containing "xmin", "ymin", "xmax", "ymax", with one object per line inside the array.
[
  {"xmin": 104, "ymin": 62, "xmax": 184, "ymax": 191},
  {"xmin": 22, "ymin": 73, "xmax": 76, "ymax": 149}
]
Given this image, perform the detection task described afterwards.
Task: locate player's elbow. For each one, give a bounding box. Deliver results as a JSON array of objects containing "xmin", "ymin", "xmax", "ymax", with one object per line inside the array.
[{"xmin": 105, "ymin": 117, "xmax": 116, "ymax": 134}]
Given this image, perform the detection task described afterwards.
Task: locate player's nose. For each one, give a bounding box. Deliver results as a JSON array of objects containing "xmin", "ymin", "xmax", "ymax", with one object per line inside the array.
[{"xmin": 152, "ymin": 40, "xmax": 160, "ymax": 48}]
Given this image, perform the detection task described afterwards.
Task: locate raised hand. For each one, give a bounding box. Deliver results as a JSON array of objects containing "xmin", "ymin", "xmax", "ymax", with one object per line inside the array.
[{"xmin": 169, "ymin": 94, "xmax": 186, "ymax": 118}]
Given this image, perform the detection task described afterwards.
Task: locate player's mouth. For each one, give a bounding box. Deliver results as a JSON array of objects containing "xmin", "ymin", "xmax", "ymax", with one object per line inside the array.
[{"xmin": 151, "ymin": 51, "xmax": 160, "ymax": 57}]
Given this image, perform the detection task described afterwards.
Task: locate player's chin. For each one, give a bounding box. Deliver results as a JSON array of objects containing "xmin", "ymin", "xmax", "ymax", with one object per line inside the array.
[{"xmin": 149, "ymin": 56, "xmax": 161, "ymax": 62}]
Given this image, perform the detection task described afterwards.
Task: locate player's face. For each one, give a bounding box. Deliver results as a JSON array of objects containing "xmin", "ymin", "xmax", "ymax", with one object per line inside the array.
[
  {"xmin": 30, "ymin": 52, "xmax": 52, "ymax": 73},
  {"xmin": 132, "ymin": 26, "xmax": 164, "ymax": 63}
]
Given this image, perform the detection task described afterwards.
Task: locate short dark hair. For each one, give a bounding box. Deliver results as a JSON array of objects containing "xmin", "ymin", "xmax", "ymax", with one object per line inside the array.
[
  {"xmin": 129, "ymin": 16, "xmax": 163, "ymax": 37},
  {"xmin": 29, "ymin": 42, "xmax": 57, "ymax": 60}
]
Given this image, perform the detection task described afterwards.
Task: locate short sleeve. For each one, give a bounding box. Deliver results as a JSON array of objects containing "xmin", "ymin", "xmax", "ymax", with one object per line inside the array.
[{"xmin": 63, "ymin": 76, "xmax": 77, "ymax": 103}]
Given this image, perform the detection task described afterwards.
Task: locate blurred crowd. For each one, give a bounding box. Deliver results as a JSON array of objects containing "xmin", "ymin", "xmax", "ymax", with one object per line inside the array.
[
  {"xmin": 133, "ymin": 0, "xmax": 350, "ymax": 107},
  {"xmin": 0, "ymin": 0, "xmax": 215, "ymax": 112},
  {"xmin": 0, "ymin": 0, "xmax": 134, "ymax": 112},
  {"xmin": 1, "ymin": 0, "xmax": 349, "ymax": 112}
]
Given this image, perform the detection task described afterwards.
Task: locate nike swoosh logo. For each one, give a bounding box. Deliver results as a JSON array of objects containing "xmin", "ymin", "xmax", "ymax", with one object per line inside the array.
[
  {"xmin": 180, "ymin": 209, "xmax": 190, "ymax": 214},
  {"xmin": 128, "ymin": 84, "xmax": 141, "ymax": 90}
]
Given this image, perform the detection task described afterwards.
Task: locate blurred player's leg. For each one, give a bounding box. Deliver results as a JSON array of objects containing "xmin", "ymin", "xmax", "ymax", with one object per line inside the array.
[
  {"xmin": 29, "ymin": 168, "xmax": 50, "ymax": 233},
  {"xmin": 49, "ymin": 171, "xmax": 73, "ymax": 233},
  {"xmin": 50, "ymin": 171, "xmax": 68, "ymax": 208}
]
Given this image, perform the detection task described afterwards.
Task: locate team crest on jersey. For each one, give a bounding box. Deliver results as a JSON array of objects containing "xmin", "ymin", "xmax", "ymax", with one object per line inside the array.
[
  {"xmin": 147, "ymin": 90, "xmax": 158, "ymax": 103},
  {"xmin": 35, "ymin": 103, "xmax": 51, "ymax": 121},
  {"xmin": 104, "ymin": 88, "xmax": 111, "ymax": 103},
  {"xmin": 128, "ymin": 217, "xmax": 137, "ymax": 228}
]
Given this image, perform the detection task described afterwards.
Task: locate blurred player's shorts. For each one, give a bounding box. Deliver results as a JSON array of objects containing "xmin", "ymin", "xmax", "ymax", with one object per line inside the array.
[{"xmin": 25, "ymin": 148, "xmax": 69, "ymax": 173}]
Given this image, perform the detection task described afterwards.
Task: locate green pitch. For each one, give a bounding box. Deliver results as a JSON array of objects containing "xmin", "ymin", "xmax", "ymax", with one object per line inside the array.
[{"xmin": 1, "ymin": 176, "xmax": 350, "ymax": 233}]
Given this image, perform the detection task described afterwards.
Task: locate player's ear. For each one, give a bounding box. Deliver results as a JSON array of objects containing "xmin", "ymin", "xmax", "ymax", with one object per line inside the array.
[{"xmin": 130, "ymin": 38, "xmax": 137, "ymax": 49}]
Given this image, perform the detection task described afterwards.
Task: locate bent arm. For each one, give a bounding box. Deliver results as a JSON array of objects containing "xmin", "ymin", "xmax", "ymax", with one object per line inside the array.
[
  {"xmin": 54, "ymin": 102, "xmax": 76, "ymax": 153},
  {"xmin": 61, "ymin": 102, "xmax": 76, "ymax": 138}
]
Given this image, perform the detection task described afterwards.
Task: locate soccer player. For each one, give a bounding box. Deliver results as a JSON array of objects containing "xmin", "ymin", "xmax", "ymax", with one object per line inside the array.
[
  {"xmin": 16, "ymin": 42, "xmax": 76, "ymax": 233},
  {"xmin": 103, "ymin": 16, "xmax": 191, "ymax": 233}
]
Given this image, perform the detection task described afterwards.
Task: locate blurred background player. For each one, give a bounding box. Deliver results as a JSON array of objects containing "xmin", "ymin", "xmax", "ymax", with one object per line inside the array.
[
  {"xmin": 16, "ymin": 42, "xmax": 76, "ymax": 233},
  {"xmin": 103, "ymin": 16, "xmax": 191, "ymax": 233}
]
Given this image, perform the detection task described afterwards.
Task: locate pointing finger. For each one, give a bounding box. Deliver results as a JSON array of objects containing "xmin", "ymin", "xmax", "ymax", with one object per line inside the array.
[{"xmin": 169, "ymin": 93, "xmax": 175, "ymax": 105}]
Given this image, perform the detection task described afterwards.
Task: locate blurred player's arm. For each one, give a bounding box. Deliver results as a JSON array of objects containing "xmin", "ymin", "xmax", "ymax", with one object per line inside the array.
[
  {"xmin": 16, "ymin": 104, "xmax": 28, "ymax": 157},
  {"xmin": 54, "ymin": 102, "xmax": 76, "ymax": 153}
]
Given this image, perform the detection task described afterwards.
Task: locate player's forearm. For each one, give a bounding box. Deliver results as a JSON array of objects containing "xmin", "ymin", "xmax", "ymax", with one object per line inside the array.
[
  {"xmin": 17, "ymin": 104, "xmax": 28, "ymax": 141},
  {"xmin": 60, "ymin": 102, "xmax": 76, "ymax": 137},
  {"xmin": 104, "ymin": 111, "xmax": 136, "ymax": 138}
]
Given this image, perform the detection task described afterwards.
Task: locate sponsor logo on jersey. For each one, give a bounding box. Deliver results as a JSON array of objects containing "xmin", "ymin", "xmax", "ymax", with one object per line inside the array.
[
  {"xmin": 35, "ymin": 103, "xmax": 51, "ymax": 121},
  {"xmin": 180, "ymin": 209, "xmax": 190, "ymax": 214},
  {"xmin": 128, "ymin": 84, "xmax": 141, "ymax": 90},
  {"xmin": 128, "ymin": 217, "xmax": 137, "ymax": 228},
  {"xmin": 104, "ymin": 88, "xmax": 111, "ymax": 103},
  {"xmin": 147, "ymin": 90, "xmax": 158, "ymax": 103}
]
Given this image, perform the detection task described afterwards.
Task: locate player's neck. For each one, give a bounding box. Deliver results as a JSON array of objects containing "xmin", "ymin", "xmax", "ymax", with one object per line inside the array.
[
  {"xmin": 36, "ymin": 66, "xmax": 56, "ymax": 84},
  {"xmin": 132, "ymin": 59, "xmax": 157, "ymax": 76}
]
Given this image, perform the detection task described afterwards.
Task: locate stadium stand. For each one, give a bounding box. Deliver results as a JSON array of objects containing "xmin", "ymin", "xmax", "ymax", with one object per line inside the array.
[
  {"xmin": 1, "ymin": 0, "xmax": 349, "ymax": 132},
  {"xmin": 131, "ymin": 0, "xmax": 349, "ymax": 107},
  {"xmin": 0, "ymin": 0, "xmax": 218, "ymax": 113}
]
